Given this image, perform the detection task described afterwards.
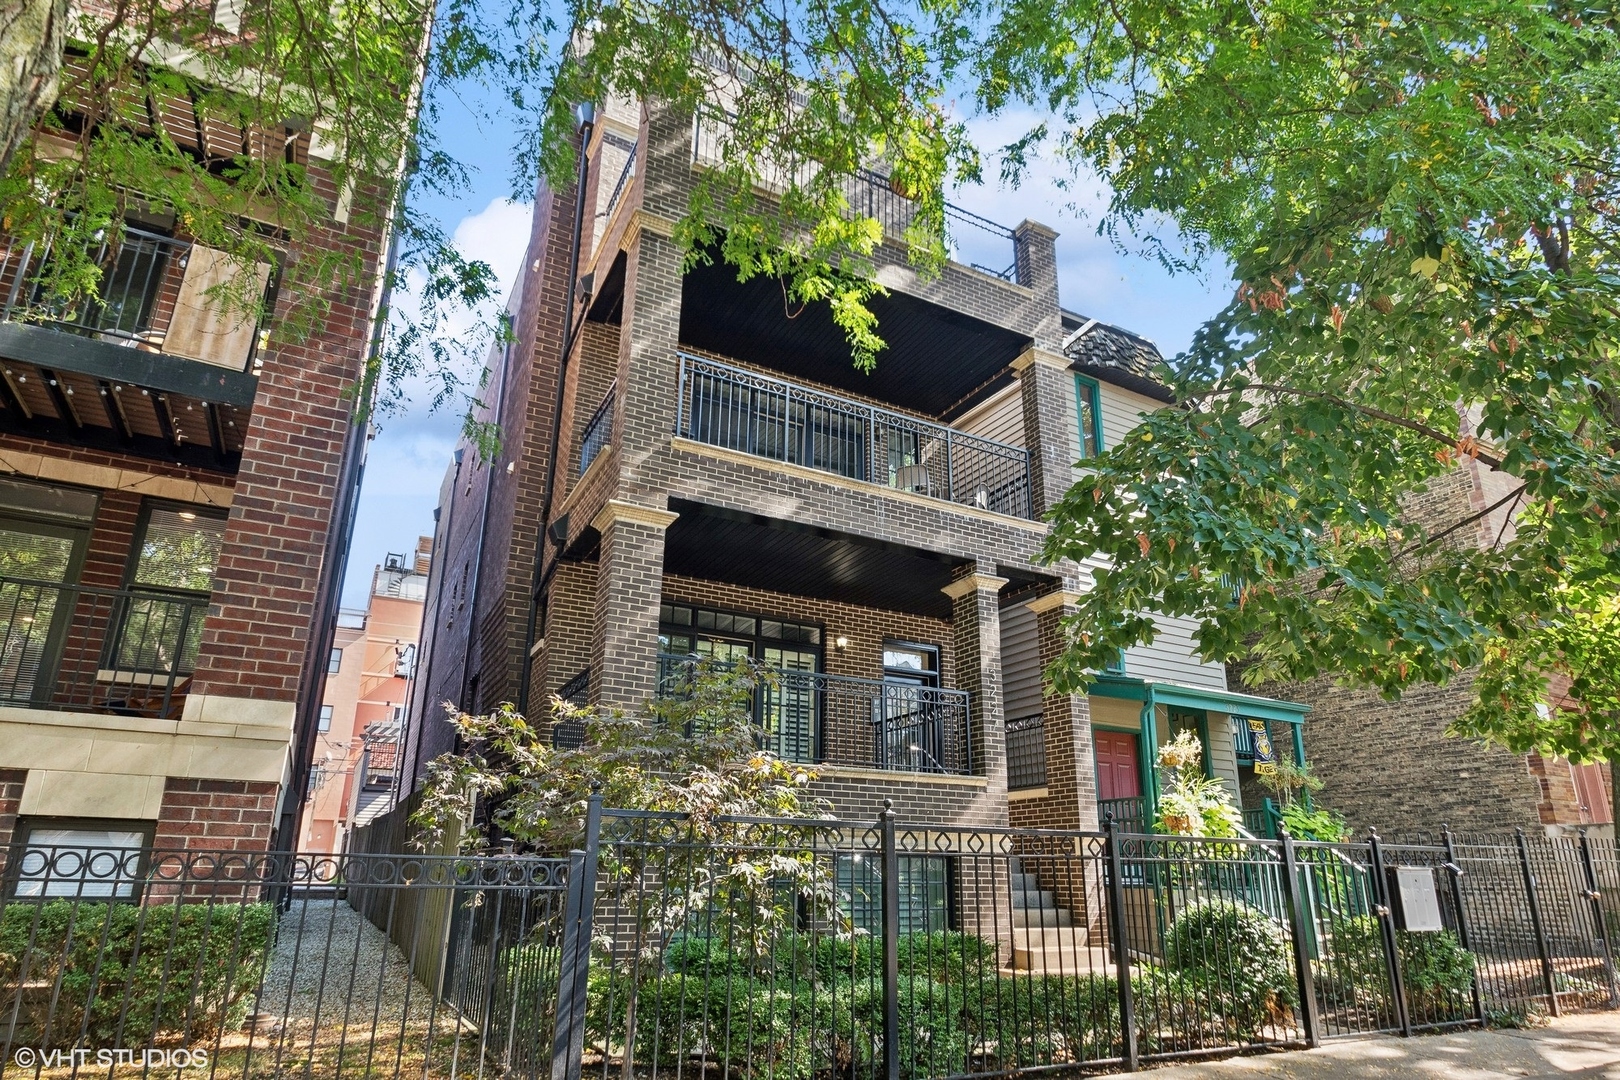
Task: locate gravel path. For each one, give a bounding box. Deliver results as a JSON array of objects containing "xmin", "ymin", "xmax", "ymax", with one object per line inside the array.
[{"xmin": 257, "ymin": 897, "xmax": 442, "ymax": 1030}]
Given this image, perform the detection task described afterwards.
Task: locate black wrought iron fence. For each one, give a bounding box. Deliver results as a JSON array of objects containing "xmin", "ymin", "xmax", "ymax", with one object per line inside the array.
[
  {"xmin": 577, "ymin": 386, "xmax": 614, "ymax": 476},
  {"xmin": 0, "ymin": 841, "xmax": 570, "ymax": 1080},
  {"xmin": 6, "ymin": 809, "xmax": 1619, "ymax": 1080},
  {"xmin": 1005, "ymin": 714, "xmax": 1046, "ymax": 790},
  {"xmin": 0, "ymin": 576, "xmax": 208, "ymax": 719}
]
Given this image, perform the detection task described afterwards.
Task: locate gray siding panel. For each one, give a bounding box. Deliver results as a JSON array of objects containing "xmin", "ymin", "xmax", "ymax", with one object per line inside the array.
[
  {"xmin": 1000, "ymin": 600, "xmax": 1042, "ymax": 720},
  {"xmin": 956, "ymin": 383, "xmax": 1026, "ymax": 448}
]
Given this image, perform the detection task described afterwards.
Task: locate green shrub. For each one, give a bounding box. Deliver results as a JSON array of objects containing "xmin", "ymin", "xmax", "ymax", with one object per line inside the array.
[
  {"xmin": 1165, "ymin": 900, "xmax": 1295, "ymax": 1038},
  {"xmin": 897, "ymin": 931, "xmax": 997, "ymax": 983},
  {"xmin": 0, "ymin": 900, "xmax": 273, "ymax": 1047},
  {"xmin": 968, "ymin": 972, "xmax": 1124, "ymax": 1065},
  {"xmin": 1319, "ymin": 916, "xmax": 1474, "ymax": 1018},
  {"xmin": 665, "ymin": 934, "xmax": 759, "ymax": 977}
]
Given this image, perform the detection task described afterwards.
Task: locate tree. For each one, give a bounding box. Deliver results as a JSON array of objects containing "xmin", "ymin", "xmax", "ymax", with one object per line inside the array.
[
  {"xmin": 410, "ymin": 660, "xmax": 825, "ymax": 852},
  {"xmin": 1006, "ymin": 1, "xmax": 1620, "ymax": 816},
  {"xmin": 20, "ymin": 0, "xmax": 1620, "ymax": 801}
]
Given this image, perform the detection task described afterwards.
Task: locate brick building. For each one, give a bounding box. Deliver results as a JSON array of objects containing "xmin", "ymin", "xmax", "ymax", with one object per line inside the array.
[
  {"xmin": 1259, "ymin": 458, "xmax": 1615, "ymax": 838},
  {"xmin": 300, "ymin": 539, "xmax": 430, "ymax": 855},
  {"xmin": 399, "ymin": 90, "xmax": 1312, "ymax": 894},
  {"xmin": 0, "ymin": 78, "xmax": 399, "ymax": 872}
]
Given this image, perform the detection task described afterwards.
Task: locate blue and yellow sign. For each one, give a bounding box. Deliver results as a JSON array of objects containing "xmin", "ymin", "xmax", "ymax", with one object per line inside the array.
[{"xmin": 1247, "ymin": 718, "xmax": 1275, "ymax": 765}]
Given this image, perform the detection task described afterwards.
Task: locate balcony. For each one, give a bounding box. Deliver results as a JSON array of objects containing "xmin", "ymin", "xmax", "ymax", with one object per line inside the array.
[
  {"xmin": 0, "ymin": 228, "xmax": 268, "ymax": 468},
  {"xmin": 656, "ymin": 654, "xmax": 973, "ymax": 775},
  {"xmin": 676, "ymin": 354, "xmax": 1032, "ymax": 518},
  {"xmin": 0, "ymin": 576, "xmax": 209, "ymax": 720}
]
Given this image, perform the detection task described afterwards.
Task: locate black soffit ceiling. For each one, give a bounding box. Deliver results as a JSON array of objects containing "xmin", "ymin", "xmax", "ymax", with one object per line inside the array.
[
  {"xmin": 677, "ymin": 256, "xmax": 1029, "ymax": 419},
  {"xmin": 663, "ymin": 500, "xmax": 1053, "ymax": 620}
]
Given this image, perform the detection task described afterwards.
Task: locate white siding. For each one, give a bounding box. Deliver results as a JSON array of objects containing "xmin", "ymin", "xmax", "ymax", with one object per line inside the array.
[
  {"xmin": 1121, "ymin": 613, "xmax": 1228, "ymax": 690},
  {"xmin": 1094, "ymin": 381, "xmax": 1165, "ymax": 454},
  {"xmin": 954, "ymin": 383, "xmax": 1025, "ymax": 448},
  {"xmin": 999, "ymin": 600, "xmax": 1042, "ymax": 720},
  {"xmin": 1204, "ymin": 711, "xmax": 1242, "ymax": 800}
]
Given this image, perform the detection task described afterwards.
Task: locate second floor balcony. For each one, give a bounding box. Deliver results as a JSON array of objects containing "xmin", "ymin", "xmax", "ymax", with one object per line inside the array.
[{"xmin": 676, "ymin": 354, "xmax": 1032, "ymax": 518}]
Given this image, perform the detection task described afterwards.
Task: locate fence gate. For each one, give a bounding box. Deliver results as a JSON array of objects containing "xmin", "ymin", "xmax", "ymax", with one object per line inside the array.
[{"xmin": 0, "ymin": 844, "xmax": 571, "ymax": 1080}]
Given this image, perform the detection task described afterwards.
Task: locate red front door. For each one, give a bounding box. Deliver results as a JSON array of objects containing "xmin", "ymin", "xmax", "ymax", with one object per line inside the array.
[{"xmin": 1095, "ymin": 731, "xmax": 1141, "ymax": 802}]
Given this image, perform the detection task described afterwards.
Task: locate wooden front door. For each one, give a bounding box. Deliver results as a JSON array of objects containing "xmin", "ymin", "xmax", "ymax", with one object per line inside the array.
[
  {"xmin": 1094, "ymin": 731, "xmax": 1141, "ymax": 802},
  {"xmin": 1573, "ymin": 763, "xmax": 1612, "ymax": 825}
]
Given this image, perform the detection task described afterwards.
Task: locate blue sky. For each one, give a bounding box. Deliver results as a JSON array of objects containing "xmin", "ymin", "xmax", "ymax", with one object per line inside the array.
[{"xmin": 339, "ymin": 101, "xmax": 1235, "ymax": 607}]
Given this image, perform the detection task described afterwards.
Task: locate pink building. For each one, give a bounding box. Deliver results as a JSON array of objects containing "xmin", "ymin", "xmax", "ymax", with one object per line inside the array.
[{"xmin": 299, "ymin": 538, "xmax": 430, "ymax": 855}]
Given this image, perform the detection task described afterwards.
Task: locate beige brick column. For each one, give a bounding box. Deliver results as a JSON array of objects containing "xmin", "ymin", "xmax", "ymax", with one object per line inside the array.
[
  {"xmin": 1013, "ymin": 347, "xmax": 1078, "ymax": 517},
  {"xmin": 590, "ymin": 500, "xmax": 678, "ymax": 707},
  {"xmin": 1028, "ymin": 589, "xmax": 1099, "ymax": 831},
  {"xmin": 943, "ymin": 564, "xmax": 1009, "ymax": 809}
]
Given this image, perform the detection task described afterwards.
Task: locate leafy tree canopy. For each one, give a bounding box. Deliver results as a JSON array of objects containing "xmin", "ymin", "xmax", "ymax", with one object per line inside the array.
[{"xmin": 11, "ymin": 0, "xmax": 1620, "ymax": 769}]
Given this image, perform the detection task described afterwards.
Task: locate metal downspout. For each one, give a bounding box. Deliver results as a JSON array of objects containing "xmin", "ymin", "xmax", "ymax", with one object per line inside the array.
[{"xmin": 1139, "ymin": 687, "xmax": 1159, "ymax": 829}]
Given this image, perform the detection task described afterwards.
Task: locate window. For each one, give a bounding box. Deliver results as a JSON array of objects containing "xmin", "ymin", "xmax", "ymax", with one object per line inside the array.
[
  {"xmin": 837, "ymin": 854, "xmax": 950, "ymax": 935},
  {"xmin": 318, "ymin": 704, "xmax": 333, "ymax": 732},
  {"xmin": 1075, "ymin": 375, "xmax": 1102, "ymax": 460},
  {"xmin": 328, "ymin": 648, "xmax": 342, "ymax": 674},
  {"xmin": 115, "ymin": 503, "xmax": 228, "ymax": 675},
  {"xmin": 9, "ymin": 818, "xmax": 153, "ymax": 899},
  {"xmin": 1104, "ymin": 650, "xmax": 1126, "ymax": 675}
]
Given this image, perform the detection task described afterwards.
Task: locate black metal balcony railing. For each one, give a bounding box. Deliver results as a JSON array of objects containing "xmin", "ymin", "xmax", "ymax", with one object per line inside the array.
[
  {"xmin": 0, "ymin": 225, "xmax": 276, "ymax": 371},
  {"xmin": 1099, "ymin": 795, "xmax": 1149, "ymax": 833},
  {"xmin": 577, "ymin": 386, "xmax": 615, "ymax": 476},
  {"xmin": 657, "ymin": 654, "xmax": 972, "ymax": 774},
  {"xmin": 0, "ymin": 576, "xmax": 209, "ymax": 719},
  {"xmin": 1005, "ymin": 713, "xmax": 1046, "ymax": 790},
  {"xmin": 677, "ymin": 355, "xmax": 1033, "ymax": 518}
]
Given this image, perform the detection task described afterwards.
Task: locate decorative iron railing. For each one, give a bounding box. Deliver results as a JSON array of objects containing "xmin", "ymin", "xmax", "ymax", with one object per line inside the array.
[
  {"xmin": 0, "ymin": 575, "xmax": 209, "ymax": 719},
  {"xmin": 0, "ymin": 225, "xmax": 277, "ymax": 371},
  {"xmin": 600, "ymin": 142, "xmax": 637, "ymax": 225},
  {"xmin": 656, "ymin": 653, "xmax": 973, "ymax": 774},
  {"xmin": 676, "ymin": 354, "xmax": 1032, "ymax": 518},
  {"xmin": 578, "ymin": 385, "xmax": 615, "ymax": 475},
  {"xmin": 1005, "ymin": 713, "xmax": 1046, "ymax": 790}
]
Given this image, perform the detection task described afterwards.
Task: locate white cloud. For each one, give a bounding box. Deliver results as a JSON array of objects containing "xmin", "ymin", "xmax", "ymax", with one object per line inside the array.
[{"xmin": 343, "ymin": 196, "xmax": 532, "ymax": 606}]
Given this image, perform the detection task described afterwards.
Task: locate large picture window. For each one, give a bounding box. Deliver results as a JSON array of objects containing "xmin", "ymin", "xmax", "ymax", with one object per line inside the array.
[{"xmin": 837, "ymin": 854, "xmax": 951, "ymax": 936}]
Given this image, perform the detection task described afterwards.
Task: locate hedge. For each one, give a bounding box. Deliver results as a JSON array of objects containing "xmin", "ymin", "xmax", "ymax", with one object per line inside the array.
[{"xmin": 0, "ymin": 899, "xmax": 274, "ymax": 1047}]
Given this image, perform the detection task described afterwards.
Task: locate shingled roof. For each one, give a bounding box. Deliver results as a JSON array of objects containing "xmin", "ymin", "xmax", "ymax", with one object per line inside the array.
[{"xmin": 1060, "ymin": 309, "xmax": 1175, "ymax": 403}]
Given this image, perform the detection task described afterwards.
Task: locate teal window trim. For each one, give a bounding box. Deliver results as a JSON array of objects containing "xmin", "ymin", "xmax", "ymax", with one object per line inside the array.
[{"xmin": 1074, "ymin": 373, "xmax": 1102, "ymax": 460}]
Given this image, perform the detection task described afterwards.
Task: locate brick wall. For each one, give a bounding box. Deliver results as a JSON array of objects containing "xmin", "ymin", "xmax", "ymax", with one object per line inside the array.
[
  {"xmin": 0, "ymin": 769, "xmax": 24, "ymax": 850},
  {"xmin": 154, "ymin": 778, "xmax": 279, "ymax": 850},
  {"xmin": 189, "ymin": 169, "xmax": 388, "ymax": 703}
]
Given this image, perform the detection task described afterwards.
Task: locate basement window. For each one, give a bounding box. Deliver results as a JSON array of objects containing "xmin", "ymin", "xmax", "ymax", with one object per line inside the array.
[{"xmin": 8, "ymin": 817, "xmax": 153, "ymax": 899}]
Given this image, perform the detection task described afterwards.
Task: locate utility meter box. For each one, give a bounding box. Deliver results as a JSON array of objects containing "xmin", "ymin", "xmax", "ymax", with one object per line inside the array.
[{"xmin": 1387, "ymin": 866, "xmax": 1445, "ymax": 932}]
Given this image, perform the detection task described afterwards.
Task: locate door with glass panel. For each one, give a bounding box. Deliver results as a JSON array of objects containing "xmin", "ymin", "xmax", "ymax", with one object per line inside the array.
[
  {"xmin": 762, "ymin": 646, "xmax": 817, "ymax": 762},
  {"xmin": 0, "ymin": 518, "xmax": 87, "ymax": 705},
  {"xmin": 109, "ymin": 505, "xmax": 225, "ymax": 703},
  {"xmin": 878, "ymin": 642, "xmax": 942, "ymax": 770}
]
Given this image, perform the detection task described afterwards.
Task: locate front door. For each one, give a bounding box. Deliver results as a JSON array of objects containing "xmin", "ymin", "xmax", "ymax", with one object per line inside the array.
[{"xmin": 1094, "ymin": 731, "xmax": 1141, "ymax": 802}]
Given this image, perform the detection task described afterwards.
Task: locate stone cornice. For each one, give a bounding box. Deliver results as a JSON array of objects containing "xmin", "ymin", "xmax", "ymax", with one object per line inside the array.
[
  {"xmin": 591, "ymin": 498, "xmax": 679, "ymax": 533},
  {"xmin": 626, "ymin": 209, "xmax": 678, "ymax": 240},
  {"xmin": 941, "ymin": 573, "xmax": 1010, "ymax": 600},
  {"xmin": 1009, "ymin": 346, "xmax": 1070, "ymax": 374},
  {"xmin": 1025, "ymin": 589, "xmax": 1085, "ymax": 614}
]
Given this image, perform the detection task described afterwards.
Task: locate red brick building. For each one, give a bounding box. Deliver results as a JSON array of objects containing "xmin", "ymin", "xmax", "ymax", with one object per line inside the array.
[{"xmin": 0, "ymin": 99, "xmax": 396, "ymax": 869}]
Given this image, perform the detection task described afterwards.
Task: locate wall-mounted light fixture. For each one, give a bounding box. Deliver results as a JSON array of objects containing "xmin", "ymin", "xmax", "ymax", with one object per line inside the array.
[{"xmin": 835, "ymin": 635, "xmax": 849, "ymax": 649}]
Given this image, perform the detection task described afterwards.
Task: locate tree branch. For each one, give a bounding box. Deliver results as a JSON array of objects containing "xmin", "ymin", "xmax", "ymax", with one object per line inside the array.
[{"xmin": 1190, "ymin": 382, "xmax": 1506, "ymax": 469}]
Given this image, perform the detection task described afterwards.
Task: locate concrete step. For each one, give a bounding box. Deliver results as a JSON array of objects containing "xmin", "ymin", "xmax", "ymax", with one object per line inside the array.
[
  {"xmin": 1009, "ymin": 888, "xmax": 1056, "ymax": 909},
  {"xmin": 1008, "ymin": 906, "xmax": 1072, "ymax": 927},
  {"xmin": 1009, "ymin": 944, "xmax": 1113, "ymax": 975},
  {"xmin": 1006, "ymin": 872, "xmax": 1042, "ymax": 893},
  {"xmin": 1008, "ymin": 925, "xmax": 1088, "ymax": 948}
]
